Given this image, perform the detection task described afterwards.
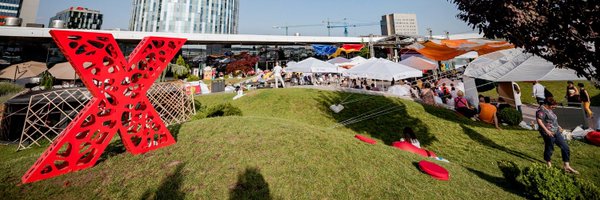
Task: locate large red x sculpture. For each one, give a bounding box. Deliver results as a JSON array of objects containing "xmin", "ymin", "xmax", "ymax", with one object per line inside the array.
[{"xmin": 21, "ymin": 30, "xmax": 186, "ymax": 183}]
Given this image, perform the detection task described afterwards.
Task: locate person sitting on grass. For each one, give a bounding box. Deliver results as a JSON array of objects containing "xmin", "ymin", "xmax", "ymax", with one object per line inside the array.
[
  {"xmin": 454, "ymin": 90, "xmax": 477, "ymax": 119},
  {"xmin": 479, "ymin": 96, "xmax": 502, "ymax": 130},
  {"xmin": 400, "ymin": 127, "xmax": 421, "ymax": 148}
]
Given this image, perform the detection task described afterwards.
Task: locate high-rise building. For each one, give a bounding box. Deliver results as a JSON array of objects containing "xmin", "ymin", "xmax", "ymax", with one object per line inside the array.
[
  {"xmin": 49, "ymin": 7, "xmax": 103, "ymax": 30},
  {"xmin": 380, "ymin": 13, "xmax": 418, "ymax": 36},
  {"xmin": 129, "ymin": 0, "xmax": 239, "ymax": 34},
  {"xmin": 0, "ymin": 0, "xmax": 39, "ymax": 26}
]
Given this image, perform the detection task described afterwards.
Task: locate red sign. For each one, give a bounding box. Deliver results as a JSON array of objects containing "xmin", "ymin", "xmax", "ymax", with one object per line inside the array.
[{"xmin": 21, "ymin": 30, "xmax": 186, "ymax": 183}]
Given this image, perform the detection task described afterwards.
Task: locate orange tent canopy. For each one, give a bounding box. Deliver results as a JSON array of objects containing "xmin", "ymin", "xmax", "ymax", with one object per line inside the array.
[{"xmin": 409, "ymin": 40, "xmax": 514, "ymax": 61}]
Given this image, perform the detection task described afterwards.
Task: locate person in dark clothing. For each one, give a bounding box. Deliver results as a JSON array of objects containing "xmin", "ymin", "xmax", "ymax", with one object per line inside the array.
[
  {"xmin": 579, "ymin": 83, "xmax": 593, "ymax": 118},
  {"xmin": 536, "ymin": 97, "xmax": 578, "ymax": 174},
  {"xmin": 565, "ymin": 81, "xmax": 580, "ymax": 107}
]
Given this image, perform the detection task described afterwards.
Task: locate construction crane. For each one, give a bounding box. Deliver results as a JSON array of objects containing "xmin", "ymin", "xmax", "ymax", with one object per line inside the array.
[
  {"xmin": 324, "ymin": 18, "xmax": 379, "ymax": 37},
  {"xmin": 272, "ymin": 24, "xmax": 324, "ymax": 36}
]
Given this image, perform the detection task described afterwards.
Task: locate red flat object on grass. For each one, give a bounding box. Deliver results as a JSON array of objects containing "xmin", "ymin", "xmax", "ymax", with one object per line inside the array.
[
  {"xmin": 586, "ymin": 131, "xmax": 600, "ymax": 146},
  {"xmin": 355, "ymin": 134, "xmax": 377, "ymax": 144},
  {"xmin": 418, "ymin": 160, "xmax": 450, "ymax": 181},
  {"xmin": 392, "ymin": 141, "xmax": 436, "ymax": 157}
]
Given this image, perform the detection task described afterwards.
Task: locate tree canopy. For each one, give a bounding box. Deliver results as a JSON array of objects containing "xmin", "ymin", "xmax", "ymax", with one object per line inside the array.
[{"xmin": 451, "ymin": 0, "xmax": 599, "ymax": 83}]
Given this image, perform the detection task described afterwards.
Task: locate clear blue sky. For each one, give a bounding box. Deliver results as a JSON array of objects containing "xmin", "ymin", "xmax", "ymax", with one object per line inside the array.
[{"xmin": 36, "ymin": 0, "xmax": 474, "ymax": 37}]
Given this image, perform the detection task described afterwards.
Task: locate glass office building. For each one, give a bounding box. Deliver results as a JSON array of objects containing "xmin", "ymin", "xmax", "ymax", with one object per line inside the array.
[
  {"xmin": 0, "ymin": 0, "xmax": 21, "ymax": 17},
  {"xmin": 129, "ymin": 0, "xmax": 239, "ymax": 34}
]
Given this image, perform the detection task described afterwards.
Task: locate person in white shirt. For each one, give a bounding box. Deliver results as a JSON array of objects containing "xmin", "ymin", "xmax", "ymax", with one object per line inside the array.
[
  {"xmin": 533, "ymin": 81, "xmax": 545, "ymax": 104},
  {"xmin": 272, "ymin": 63, "xmax": 285, "ymax": 88},
  {"xmin": 513, "ymin": 82, "xmax": 523, "ymax": 114}
]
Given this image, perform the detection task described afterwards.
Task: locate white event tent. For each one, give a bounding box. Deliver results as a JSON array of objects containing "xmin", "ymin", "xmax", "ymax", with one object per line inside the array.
[
  {"xmin": 344, "ymin": 58, "xmax": 423, "ymax": 81},
  {"xmin": 335, "ymin": 56, "xmax": 368, "ymax": 67},
  {"xmin": 327, "ymin": 57, "xmax": 351, "ymax": 64},
  {"xmin": 464, "ymin": 48, "xmax": 586, "ymax": 82},
  {"xmin": 285, "ymin": 57, "xmax": 341, "ymax": 73},
  {"xmin": 399, "ymin": 56, "xmax": 438, "ymax": 71}
]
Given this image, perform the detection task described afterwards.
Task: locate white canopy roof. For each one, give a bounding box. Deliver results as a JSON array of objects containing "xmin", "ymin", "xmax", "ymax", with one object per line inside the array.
[
  {"xmin": 399, "ymin": 56, "xmax": 438, "ymax": 71},
  {"xmin": 49, "ymin": 62, "xmax": 79, "ymax": 80},
  {"xmin": 335, "ymin": 56, "xmax": 368, "ymax": 67},
  {"xmin": 0, "ymin": 61, "xmax": 47, "ymax": 80},
  {"xmin": 344, "ymin": 58, "xmax": 423, "ymax": 81},
  {"xmin": 327, "ymin": 57, "xmax": 351, "ymax": 64},
  {"xmin": 285, "ymin": 57, "xmax": 340, "ymax": 73},
  {"xmin": 455, "ymin": 51, "xmax": 478, "ymax": 59},
  {"xmin": 464, "ymin": 48, "xmax": 585, "ymax": 82}
]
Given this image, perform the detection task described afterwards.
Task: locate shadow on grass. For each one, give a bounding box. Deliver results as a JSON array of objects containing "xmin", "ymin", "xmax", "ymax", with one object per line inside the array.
[
  {"xmin": 96, "ymin": 135, "xmax": 126, "ymax": 165},
  {"xmin": 168, "ymin": 124, "xmax": 183, "ymax": 141},
  {"xmin": 460, "ymin": 124, "xmax": 541, "ymax": 162},
  {"xmin": 465, "ymin": 167, "xmax": 526, "ymax": 198},
  {"xmin": 229, "ymin": 167, "xmax": 272, "ymax": 200},
  {"xmin": 140, "ymin": 162, "xmax": 187, "ymax": 200},
  {"xmin": 422, "ymin": 104, "xmax": 525, "ymax": 131},
  {"xmin": 317, "ymin": 91, "xmax": 437, "ymax": 146}
]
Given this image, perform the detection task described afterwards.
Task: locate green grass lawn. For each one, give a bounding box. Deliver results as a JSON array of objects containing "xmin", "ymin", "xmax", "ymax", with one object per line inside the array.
[
  {"xmin": 480, "ymin": 81, "xmax": 600, "ymax": 106},
  {"xmin": 1, "ymin": 88, "xmax": 599, "ymax": 199}
]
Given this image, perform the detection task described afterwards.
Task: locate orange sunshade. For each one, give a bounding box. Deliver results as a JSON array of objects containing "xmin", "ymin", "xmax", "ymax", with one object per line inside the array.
[{"xmin": 411, "ymin": 40, "xmax": 514, "ymax": 61}]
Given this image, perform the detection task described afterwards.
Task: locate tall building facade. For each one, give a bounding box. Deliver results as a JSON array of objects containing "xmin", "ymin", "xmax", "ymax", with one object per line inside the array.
[
  {"xmin": 129, "ymin": 0, "xmax": 239, "ymax": 34},
  {"xmin": 0, "ymin": 0, "xmax": 39, "ymax": 26},
  {"xmin": 49, "ymin": 7, "xmax": 103, "ymax": 30},
  {"xmin": 381, "ymin": 13, "xmax": 418, "ymax": 36}
]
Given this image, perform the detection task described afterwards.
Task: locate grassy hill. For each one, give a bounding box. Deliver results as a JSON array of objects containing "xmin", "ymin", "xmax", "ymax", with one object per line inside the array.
[{"xmin": 1, "ymin": 88, "xmax": 599, "ymax": 199}]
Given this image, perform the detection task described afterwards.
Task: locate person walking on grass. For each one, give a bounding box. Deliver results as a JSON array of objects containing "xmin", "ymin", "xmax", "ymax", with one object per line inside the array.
[
  {"xmin": 533, "ymin": 81, "xmax": 546, "ymax": 105},
  {"xmin": 536, "ymin": 97, "xmax": 579, "ymax": 174},
  {"xmin": 272, "ymin": 62, "xmax": 285, "ymax": 88},
  {"xmin": 578, "ymin": 83, "xmax": 593, "ymax": 118}
]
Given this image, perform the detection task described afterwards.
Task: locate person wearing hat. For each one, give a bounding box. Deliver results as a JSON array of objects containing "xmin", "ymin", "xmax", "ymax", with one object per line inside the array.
[{"xmin": 536, "ymin": 97, "xmax": 579, "ymax": 174}]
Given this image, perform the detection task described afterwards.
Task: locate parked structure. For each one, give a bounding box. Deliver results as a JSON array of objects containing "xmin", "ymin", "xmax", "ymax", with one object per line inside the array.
[
  {"xmin": 49, "ymin": 7, "xmax": 103, "ymax": 30},
  {"xmin": 381, "ymin": 13, "xmax": 419, "ymax": 36},
  {"xmin": 129, "ymin": 0, "xmax": 239, "ymax": 34}
]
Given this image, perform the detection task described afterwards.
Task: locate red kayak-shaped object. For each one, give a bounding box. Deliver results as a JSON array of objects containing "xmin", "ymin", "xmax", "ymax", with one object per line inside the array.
[
  {"xmin": 418, "ymin": 160, "xmax": 450, "ymax": 181},
  {"xmin": 586, "ymin": 131, "xmax": 600, "ymax": 146},
  {"xmin": 392, "ymin": 141, "xmax": 436, "ymax": 158},
  {"xmin": 355, "ymin": 134, "xmax": 377, "ymax": 144}
]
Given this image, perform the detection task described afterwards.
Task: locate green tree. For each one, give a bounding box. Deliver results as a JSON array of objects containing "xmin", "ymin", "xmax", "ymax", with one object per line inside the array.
[
  {"xmin": 450, "ymin": 0, "xmax": 599, "ymax": 84},
  {"xmin": 170, "ymin": 55, "xmax": 190, "ymax": 80}
]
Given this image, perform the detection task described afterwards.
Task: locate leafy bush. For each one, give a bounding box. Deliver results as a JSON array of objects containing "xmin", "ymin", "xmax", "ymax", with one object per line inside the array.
[
  {"xmin": 501, "ymin": 163, "xmax": 600, "ymax": 200},
  {"xmin": 498, "ymin": 108, "xmax": 522, "ymax": 125},
  {"xmin": 39, "ymin": 71, "xmax": 54, "ymax": 90},
  {"xmin": 497, "ymin": 160, "xmax": 521, "ymax": 185},
  {"xmin": 0, "ymin": 82, "xmax": 23, "ymax": 96},
  {"xmin": 191, "ymin": 103, "xmax": 242, "ymax": 120},
  {"xmin": 187, "ymin": 75, "xmax": 201, "ymax": 82},
  {"xmin": 205, "ymin": 103, "xmax": 242, "ymax": 118}
]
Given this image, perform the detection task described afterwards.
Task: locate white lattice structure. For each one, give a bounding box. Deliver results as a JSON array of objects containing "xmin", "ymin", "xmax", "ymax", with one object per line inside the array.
[
  {"xmin": 147, "ymin": 81, "xmax": 196, "ymax": 125},
  {"xmin": 17, "ymin": 82, "xmax": 195, "ymax": 151}
]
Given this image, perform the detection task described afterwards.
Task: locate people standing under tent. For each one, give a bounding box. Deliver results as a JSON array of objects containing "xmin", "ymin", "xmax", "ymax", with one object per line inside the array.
[
  {"xmin": 579, "ymin": 83, "xmax": 593, "ymax": 118},
  {"xmin": 456, "ymin": 80, "xmax": 465, "ymax": 92},
  {"xmin": 513, "ymin": 82, "xmax": 523, "ymax": 114},
  {"xmin": 533, "ymin": 81, "xmax": 546, "ymax": 105},
  {"xmin": 450, "ymin": 85, "xmax": 458, "ymax": 99},
  {"xmin": 479, "ymin": 96, "xmax": 502, "ymax": 130},
  {"xmin": 272, "ymin": 62, "xmax": 285, "ymax": 88},
  {"xmin": 536, "ymin": 97, "xmax": 579, "ymax": 174},
  {"xmin": 566, "ymin": 81, "xmax": 580, "ymax": 107},
  {"xmin": 400, "ymin": 127, "xmax": 421, "ymax": 148},
  {"xmin": 454, "ymin": 90, "xmax": 477, "ymax": 119},
  {"xmin": 420, "ymin": 82, "xmax": 436, "ymax": 106}
]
